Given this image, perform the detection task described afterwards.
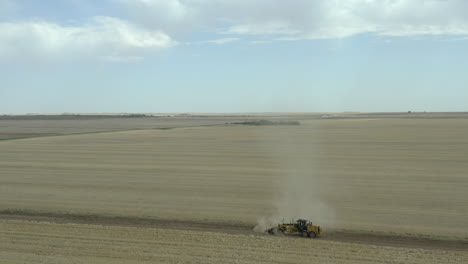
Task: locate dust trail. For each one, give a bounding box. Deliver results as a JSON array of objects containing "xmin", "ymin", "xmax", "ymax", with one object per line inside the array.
[{"xmin": 254, "ymin": 124, "xmax": 336, "ymax": 232}]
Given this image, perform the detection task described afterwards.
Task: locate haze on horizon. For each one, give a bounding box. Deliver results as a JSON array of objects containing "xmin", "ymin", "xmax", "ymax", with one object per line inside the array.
[{"xmin": 1, "ymin": 0, "xmax": 467, "ymax": 114}]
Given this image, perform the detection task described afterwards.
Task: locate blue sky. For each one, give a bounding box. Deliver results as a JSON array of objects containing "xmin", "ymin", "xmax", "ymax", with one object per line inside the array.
[{"xmin": 1, "ymin": 0, "xmax": 467, "ymax": 113}]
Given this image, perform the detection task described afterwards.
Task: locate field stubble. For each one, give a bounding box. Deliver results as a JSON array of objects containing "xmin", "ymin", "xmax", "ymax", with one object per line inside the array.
[
  {"xmin": 2, "ymin": 219, "xmax": 468, "ymax": 264},
  {"xmin": 1, "ymin": 116, "xmax": 468, "ymax": 263}
]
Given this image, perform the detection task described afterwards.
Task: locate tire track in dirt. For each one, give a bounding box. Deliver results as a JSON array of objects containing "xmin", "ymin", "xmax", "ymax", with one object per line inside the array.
[{"xmin": 1, "ymin": 211, "xmax": 467, "ymax": 251}]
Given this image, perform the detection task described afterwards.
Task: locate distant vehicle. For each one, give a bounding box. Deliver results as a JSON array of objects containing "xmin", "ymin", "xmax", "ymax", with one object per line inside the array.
[{"xmin": 267, "ymin": 219, "xmax": 323, "ymax": 238}]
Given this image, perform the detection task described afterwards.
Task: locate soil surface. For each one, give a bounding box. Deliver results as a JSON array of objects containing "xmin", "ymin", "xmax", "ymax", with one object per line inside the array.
[{"xmin": 2, "ymin": 213, "xmax": 467, "ymax": 251}]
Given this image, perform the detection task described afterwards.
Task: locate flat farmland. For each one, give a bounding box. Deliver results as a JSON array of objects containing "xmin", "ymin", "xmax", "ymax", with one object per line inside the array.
[
  {"xmin": 3, "ymin": 219, "xmax": 467, "ymax": 264},
  {"xmin": 0, "ymin": 115, "xmax": 263, "ymax": 140},
  {"xmin": 1, "ymin": 115, "xmax": 468, "ymax": 263}
]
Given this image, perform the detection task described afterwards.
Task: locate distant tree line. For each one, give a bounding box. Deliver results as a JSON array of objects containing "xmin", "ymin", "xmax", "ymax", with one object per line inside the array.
[{"xmin": 230, "ymin": 120, "xmax": 300, "ymax": 126}]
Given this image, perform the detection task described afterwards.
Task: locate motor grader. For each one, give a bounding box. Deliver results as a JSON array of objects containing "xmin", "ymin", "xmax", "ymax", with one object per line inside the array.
[{"xmin": 267, "ymin": 219, "xmax": 322, "ymax": 238}]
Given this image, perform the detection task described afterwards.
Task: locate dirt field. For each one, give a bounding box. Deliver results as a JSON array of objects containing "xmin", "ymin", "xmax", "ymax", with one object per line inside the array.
[
  {"xmin": 2, "ymin": 219, "xmax": 468, "ymax": 264},
  {"xmin": 0, "ymin": 115, "xmax": 257, "ymax": 140},
  {"xmin": 1, "ymin": 112, "xmax": 460, "ymax": 140},
  {"xmin": 1, "ymin": 114, "xmax": 468, "ymax": 263}
]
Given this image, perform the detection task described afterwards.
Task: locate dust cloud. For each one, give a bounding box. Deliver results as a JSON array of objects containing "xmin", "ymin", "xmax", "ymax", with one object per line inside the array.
[{"xmin": 254, "ymin": 125, "xmax": 336, "ymax": 232}]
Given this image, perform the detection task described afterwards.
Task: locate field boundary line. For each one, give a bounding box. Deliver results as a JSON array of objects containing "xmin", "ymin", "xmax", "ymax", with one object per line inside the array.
[{"xmin": 0, "ymin": 123, "xmax": 223, "ymax": 142}]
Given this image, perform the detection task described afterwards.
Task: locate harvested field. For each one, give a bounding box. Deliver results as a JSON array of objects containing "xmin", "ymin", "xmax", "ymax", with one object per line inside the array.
[
  {"xmin": 1, "ymin": 114, "xmax": 468, "ymax": 263},
  {"xmin": 0, "ymin": 115, "xmax": 242, "ymax": 140},
  {"xmin": 2, "ymin": 212, "xmax": 467, "ymax": 251},
  {"xmin": 1, "ymin": 112, "xmax": 460, "ymax": 140},
  {"xmin": 2, "ymin": 219, "xmax": 468, "ymax": 264}
]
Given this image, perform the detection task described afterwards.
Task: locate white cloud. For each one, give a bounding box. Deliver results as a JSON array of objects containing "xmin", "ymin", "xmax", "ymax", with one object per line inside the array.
[
  {"xmin": 203, "ymin": 37, "xmax": 239, "ymax": 44},
  {"xmin": 224, "ymin": 21, "xmax": 300, "ymax": 36},
  {"xmin": 0, "ymin": 16, "xmax": 176, "ymax": 63},
  {"xmin": 0, "ymin": 0, "xmax": 19, "ymax": 19},
  {"xmin": 2, "ymin": 0, "xmax": 467, "ymax": 64},
  {"xmin": 118, "ymin": 0, "xmax": 468, "ymax": 40},
  {"xmin": 116, "ymin": 0, "xmax": 197, "ymax": 34}
]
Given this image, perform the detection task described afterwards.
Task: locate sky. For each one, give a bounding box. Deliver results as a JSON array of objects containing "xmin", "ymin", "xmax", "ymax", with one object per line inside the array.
[{"xmin": 1, "ymin": 0, "xmax": 467, "ymax": 113}]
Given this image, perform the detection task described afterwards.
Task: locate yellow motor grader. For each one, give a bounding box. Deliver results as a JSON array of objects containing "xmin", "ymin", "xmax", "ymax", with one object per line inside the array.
[{"xmin": 267, "ymin": 219, "xmax": 322, "ymax": 238}]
